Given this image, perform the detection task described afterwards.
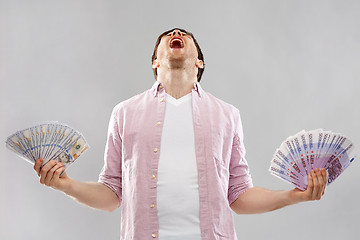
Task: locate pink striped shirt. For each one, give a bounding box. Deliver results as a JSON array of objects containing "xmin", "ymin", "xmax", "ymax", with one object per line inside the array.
[{"xmin": 99, "ymin": 81, "xmax": 253, "ymax": 240}]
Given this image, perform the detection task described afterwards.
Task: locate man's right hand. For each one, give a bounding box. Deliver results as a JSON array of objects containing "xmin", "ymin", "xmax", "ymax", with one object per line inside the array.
[{"xmin": 34, "ymin": 158, "xmax": 70, "ymax": 191}]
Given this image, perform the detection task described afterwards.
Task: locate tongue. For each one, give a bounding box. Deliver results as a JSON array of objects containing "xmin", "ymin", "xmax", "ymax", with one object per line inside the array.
[{"xmin": 171, "ymin": 41, "xmax": 182, "ymax": 48}]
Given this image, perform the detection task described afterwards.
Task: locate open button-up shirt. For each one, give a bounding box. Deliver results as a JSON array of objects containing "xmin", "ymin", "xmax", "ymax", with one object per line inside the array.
[{"xmin": 99, "ymin": 81, "xmax": 253, "ymax": 240}]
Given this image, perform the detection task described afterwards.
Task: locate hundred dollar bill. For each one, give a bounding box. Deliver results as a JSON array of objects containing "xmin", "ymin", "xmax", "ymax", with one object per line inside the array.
[{"xmin": 5, "ymin": 122, "xmax": 89, "ymax": 169}]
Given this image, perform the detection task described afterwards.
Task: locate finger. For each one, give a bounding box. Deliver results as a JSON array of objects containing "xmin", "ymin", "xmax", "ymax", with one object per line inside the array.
[
  {"xmin": 51, "ymin": 166, "xmax": 67, "ymax": 190},
  {"xmin": 306, "ymin": 171, "xmax": 314, "ymax": 200},
  {"xmin": 53, "ymin": 167, "xmax": 66, "ymax": 182},
  {"xmin": 315, "ymin": 169, "xmax": 324, "ymax": 200},
  {"xmin": 39, "ymin": 160, "xmax": 57, "ymax": 184},
  {"xmin": 311, "ymin": 169, "xmax": 320, "ymax": 200},
  {"xmin": 34, "ymin": 158, "xmax": 44, "ymax": 176},
  {"xmin": 44, "ymin": 162, "xmax": 64, "ymax": 186}
]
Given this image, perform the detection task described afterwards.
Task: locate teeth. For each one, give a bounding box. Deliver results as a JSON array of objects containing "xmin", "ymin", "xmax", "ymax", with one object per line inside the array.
[{"xmin": 170, "ymin": 39, "xmax": 184, "ymax": 48}]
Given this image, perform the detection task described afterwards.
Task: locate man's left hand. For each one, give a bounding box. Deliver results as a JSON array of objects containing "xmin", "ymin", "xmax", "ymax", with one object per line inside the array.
[{"xmin": 291, "ymin": 168, "xmax": 327, "ymax": 202}]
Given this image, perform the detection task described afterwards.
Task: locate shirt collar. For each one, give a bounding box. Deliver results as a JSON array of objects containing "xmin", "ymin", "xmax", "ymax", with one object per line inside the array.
[
  {"xmin": 192, "ymin": 81, "xmax": 203, "ymax": 97},
  {"xmin": 151, "ymin": 81, "xmax": 162, "ymax": 97},
  {"xmin": 151, "ymin": 81, "xmax": 203, "ymax": 97}
]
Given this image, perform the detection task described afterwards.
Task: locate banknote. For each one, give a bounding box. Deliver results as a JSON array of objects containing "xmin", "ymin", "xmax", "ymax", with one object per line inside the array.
[
  {"xmin": 6, "ymin": 121, "xmax": 89, "ymax": 169},
  {"xmin": 269, "ymin": 129, "xmax": 357, "ymax": 190}
]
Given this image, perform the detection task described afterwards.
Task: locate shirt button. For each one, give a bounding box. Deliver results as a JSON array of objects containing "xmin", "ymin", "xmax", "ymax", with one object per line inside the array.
[
  {"xmin": 152, "ymin": 233, "xmax": 157, "ymax": 238},
  {"xmin": 157, "ymin": 121, "xmax": 161, "ymax": 126},
  {"xmin": 153, "ymin": 148, "xmax": 158, "ymax": 153},
  {"xmin": 150, "ymin": 204, "xmax": 155, "ymax": 208},
  {"xmin": 160, "ymin": 98, "xmax": 164, "ymax": 102},
  {"xmin": 151, "ymin": 174, "xmax": 156, "ymax": 179}
]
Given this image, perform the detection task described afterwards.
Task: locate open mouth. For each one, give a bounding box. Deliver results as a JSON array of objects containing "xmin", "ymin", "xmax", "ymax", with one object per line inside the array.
[{"xmin": 169, "ymin": 37, "xmax": 184, "ymax": 48}]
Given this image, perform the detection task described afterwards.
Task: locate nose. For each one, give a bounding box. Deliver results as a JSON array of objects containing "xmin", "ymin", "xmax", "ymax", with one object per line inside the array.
[{"xmin": 172, "ymin": 30, "xmax": 181, "ymax": 37}]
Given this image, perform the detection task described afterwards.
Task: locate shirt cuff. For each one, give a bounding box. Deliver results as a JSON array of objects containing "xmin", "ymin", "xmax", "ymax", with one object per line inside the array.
[
  {"xmin": 98, "ymin": 177, "xmax": 122, "ymax": 202},
  {"xmin": 228, "ymin": 179, "xmax": 253, "ymax": 205}
]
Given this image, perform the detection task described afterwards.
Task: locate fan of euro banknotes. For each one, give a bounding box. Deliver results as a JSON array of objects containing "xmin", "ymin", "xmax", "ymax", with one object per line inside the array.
[
  {"xmin": 269, "ymin": 129, "xmax": 358, "ymax": 190},
  {"xmin": 6, "ymin": 122, "xmax": 89, "ymax": 169}
]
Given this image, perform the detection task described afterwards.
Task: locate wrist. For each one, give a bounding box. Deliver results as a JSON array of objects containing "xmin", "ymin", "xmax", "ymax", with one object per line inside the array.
[
  {"xmin": 56, "ymin": 177, "xmax": 74, "ymax": 194},
  {"xmin": 288, "ymin": 188, "xmax": 307, "ymax": 204}
]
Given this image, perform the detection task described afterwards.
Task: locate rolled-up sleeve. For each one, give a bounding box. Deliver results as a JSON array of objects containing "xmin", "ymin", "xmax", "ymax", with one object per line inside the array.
[
  {"xmin": 98, "ymin": 106, "xmax": 123, "ymax": 202},
  {"xmin": 228, "ymin": 110, "xmax": 253, "ymax": 205}
]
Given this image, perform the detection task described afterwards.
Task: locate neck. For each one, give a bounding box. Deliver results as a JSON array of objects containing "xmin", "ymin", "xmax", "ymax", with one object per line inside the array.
[{"xmin": 157, "ymin": 68, "xmax": 197, "ymax": 99}]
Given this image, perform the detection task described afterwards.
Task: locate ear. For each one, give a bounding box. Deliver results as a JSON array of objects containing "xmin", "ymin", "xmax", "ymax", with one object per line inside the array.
[
  {"xmin": 152, "ymin": 59, "xmax": 160, "ymax": 69},
  {"xmin": 195, "ymin": 59, "xmax": 204, "ymax": 69}
]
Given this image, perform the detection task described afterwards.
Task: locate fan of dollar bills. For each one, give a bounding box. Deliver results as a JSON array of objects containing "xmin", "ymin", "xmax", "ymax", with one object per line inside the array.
[
  {"xmin": 269, "ymin": 129, "xmax": 357, "ymax": 190},
  {"xmin": 5, "ymin": 122, "xmax": 89, "ymax": 168}
]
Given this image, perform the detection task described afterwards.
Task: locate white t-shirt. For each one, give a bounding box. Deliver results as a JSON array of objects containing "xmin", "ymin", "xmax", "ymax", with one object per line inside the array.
[{"xmin": 157, "ymin": 93, "xmax": 201, "ymax": 240}]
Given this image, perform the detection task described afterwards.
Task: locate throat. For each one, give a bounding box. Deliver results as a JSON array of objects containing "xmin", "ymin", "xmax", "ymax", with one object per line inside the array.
[
  {"xmin": 171, "ymin": 41, "xmax": 182, "ymax": 48},
  {"xmin": 159, "ymin": 77, "xmax": 195, "ymax": 100}
]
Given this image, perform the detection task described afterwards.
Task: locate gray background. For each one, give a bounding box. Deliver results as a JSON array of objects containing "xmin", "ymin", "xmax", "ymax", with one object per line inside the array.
[{"xmin": 1, "ymin": 0, "xmax": 359, "ymax": 239}]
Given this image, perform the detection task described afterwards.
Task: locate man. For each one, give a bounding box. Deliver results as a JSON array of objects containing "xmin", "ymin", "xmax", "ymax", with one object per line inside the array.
[{"xmin": 34, "ymin": 28, "xmax": 327, "ymax": 240}]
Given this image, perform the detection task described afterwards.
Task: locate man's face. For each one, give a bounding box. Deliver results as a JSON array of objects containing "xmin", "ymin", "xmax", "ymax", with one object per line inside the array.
[
  {"xmin": 153, "ymin": 29, "xmax": 203, "ymax": 69},
  {"xmin": 58, "ymin": 152, "xmax": 70, "ymax": 163}
]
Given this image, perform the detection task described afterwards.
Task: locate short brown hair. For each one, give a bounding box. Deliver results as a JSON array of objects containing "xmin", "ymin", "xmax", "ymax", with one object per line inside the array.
[{"xmin": 151, "ymin": 28, "xmax": 205, "ymax": 82}]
